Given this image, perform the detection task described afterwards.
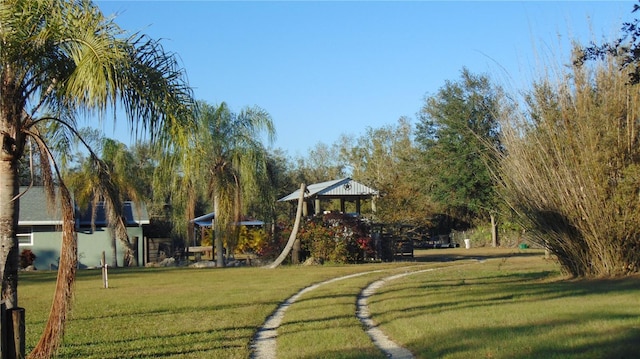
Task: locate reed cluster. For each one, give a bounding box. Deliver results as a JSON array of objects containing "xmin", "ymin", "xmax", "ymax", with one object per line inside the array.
[{"xmin": 499, "ymin": 57, "xmax": 640, "ymax": 277}]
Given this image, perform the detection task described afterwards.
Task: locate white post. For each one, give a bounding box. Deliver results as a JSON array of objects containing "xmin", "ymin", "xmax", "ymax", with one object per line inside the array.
[{"xmin": 101, "ymin": 251, "xmax": 109, "ymax": 289}]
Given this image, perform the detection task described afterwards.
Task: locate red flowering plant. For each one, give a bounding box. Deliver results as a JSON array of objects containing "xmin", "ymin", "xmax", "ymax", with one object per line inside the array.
[
  {"xmin": 356, "ymin": 237, "xmax": 375, "ymax": 259},
  {"xmin": 20, "ymin": 249, "xmax": 36, "ymax": 269},
  {"xmin": 298, "ymin": 218, "xmax": 342, "ymax": 262},
  {"xmin": 297, "ymin": 212, "xmax": 372, "ymax": 263}
]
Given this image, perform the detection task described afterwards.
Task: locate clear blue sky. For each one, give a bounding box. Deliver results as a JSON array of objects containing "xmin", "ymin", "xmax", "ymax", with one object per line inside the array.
[{"xmin": 95, "ymin": 1, "xmax": 632, "ymax": 156}]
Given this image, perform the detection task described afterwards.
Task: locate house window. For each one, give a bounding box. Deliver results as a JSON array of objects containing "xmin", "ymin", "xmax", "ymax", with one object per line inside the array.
[{"xmin": 17, "ymin": 227, "xmax": 33, "ymax": 246}]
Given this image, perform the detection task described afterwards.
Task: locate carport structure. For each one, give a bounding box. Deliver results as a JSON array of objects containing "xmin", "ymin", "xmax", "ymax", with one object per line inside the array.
[
  {"xmin": 190, "ymin": 212, "xmax": 264, "ymax": 247},
  {"xmin": 278, "ymin": 177, "xmax": 378, "ymax": 216}
]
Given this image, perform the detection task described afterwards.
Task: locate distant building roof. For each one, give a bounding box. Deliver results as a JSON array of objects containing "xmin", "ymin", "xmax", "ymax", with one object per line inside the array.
[
  {"xmin": 18, "ymin": 187, "xmax": 63, "ymax": 225},
  {"xmin": 18, "ymin": 186, "xmax": 149, "ymax": 227},
  {"xmin": 191, "ymin": 212, "xmax": 264, "ymax": 227},
  {"xmin": 278, "ymin": 177, "xmax": 378, "ymax": 202},
  {"xmin": 76, "ymin": 201, "xmax": 150, "ymax": 227}
]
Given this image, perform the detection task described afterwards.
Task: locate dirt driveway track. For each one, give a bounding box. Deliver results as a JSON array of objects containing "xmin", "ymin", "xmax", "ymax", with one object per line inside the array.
[{"xmin": 250, "ymin": 254, "xmax": 485, "ymax": 359}]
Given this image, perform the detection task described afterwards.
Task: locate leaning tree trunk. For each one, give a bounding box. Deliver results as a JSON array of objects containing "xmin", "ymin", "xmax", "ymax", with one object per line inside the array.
[{"xmin": 268, "ymin": 183, "xmax": 306, "ymax": 269}]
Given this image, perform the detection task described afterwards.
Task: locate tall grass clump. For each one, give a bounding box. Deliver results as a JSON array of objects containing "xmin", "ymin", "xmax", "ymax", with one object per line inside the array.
[{"xmin": 499, "ymin": 54, "xmax": 640, "ymax": 277}]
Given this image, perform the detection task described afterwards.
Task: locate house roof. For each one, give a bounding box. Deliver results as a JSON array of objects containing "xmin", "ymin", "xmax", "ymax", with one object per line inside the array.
[
  {"xmin": 18, "ymin": 186, "xmax": 149, "ymax": 227},
  {"xmin": 191, "ymin": 212, "xmax": 264, "ymax": 227},
  {"xmin": 18, "ymin": 187, "xmax": 63, "ymax": 225},
  {"xmin": 76, "ymin": 201, "xmax": 150, "ymax": 227},
  {"xmin": 278, "ymin": 177, "xmax": 378, "ymax": 202}
]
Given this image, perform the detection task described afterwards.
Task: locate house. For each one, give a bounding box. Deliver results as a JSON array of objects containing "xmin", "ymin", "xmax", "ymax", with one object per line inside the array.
[{"xmin": 17, "ymin": 186, "xmax": 149, "ymax": 269}]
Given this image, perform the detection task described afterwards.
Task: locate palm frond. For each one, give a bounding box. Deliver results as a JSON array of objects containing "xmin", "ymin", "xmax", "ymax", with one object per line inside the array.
[{"xmin": 28, "ymin": 184, "xmax": 76, "ymax": 359}]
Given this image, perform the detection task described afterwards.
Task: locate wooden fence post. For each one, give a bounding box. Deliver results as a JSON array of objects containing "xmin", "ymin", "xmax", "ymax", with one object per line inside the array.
[
  {"xmin": 1, "ymin": 305, "xmax": 25, "ymax": 359},
  {"xmin": 1, "ymin": 300, "xmax": 5, "ymax": 358},
  {"xmin": 9, "ymin": 308, "xmax": 24, "ymax": 359}
]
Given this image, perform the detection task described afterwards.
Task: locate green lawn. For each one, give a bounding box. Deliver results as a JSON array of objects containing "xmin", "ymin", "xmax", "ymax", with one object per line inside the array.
[
  {"xmin": 18, "ymin": 248, "xmax": 640, "ymax": 358},
  {"xmin": 370, "ymin": 251, "xmax": 640, "ymax": 359}
]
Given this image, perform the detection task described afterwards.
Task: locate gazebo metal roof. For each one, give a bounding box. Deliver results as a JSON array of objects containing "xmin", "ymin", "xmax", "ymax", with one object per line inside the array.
[{"xmin": 278, "ymin": 177, "xmax": 378, "ymax": 202}]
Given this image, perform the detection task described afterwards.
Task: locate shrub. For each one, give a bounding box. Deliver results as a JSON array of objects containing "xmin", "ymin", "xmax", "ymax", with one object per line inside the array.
[
  {"xmin": 20, "ymin": 249, "xmax": 36, "ymax": 269},
  {"xmin": 236, "ymin": 226, "xmax": 269, "ymax": 254},
  {"xmin": 297, "ymin": 213, "xmax": 371, "ymax": 264}
]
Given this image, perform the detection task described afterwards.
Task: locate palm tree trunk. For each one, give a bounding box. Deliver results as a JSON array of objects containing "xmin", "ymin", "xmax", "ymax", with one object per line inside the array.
[
  {"xmin": 0, "ymin": 156, "xmax": 19, "ymax": 309},
  {"xmin": 127, "ymin": 237, "xmax": 138, "ymax": 267},
  {"xmin": 119, "ymin": 234, "xmax": 135, "ymax": 267},
  {"xmin": 109, "ymin": 228, "xmax": 118, "ymax": 268},
  {"xmin": 214, "ymin": 194, "xmax": 225, "ymax": 267}
]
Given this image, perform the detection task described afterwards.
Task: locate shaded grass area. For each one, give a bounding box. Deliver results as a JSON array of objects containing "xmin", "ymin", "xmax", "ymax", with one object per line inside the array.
[
  {"xmin": 372, "ymin": 249, "xmax": 640, "ymax": 359},
  {"xmin": 18, "ymin": 248, "xmax": 640, "ymax": 358}
]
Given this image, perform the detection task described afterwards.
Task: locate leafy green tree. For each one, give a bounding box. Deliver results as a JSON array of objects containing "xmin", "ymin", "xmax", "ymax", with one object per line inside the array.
[
  {"xmin": 340, "ymin": 118, "xmax": 430, "ymax": 224},
  {"xmin": 252, "ymin": 148, "xmax": 296, "ymax": 225},
  {"xmin": 415, "ymin": 68, "xmax": 503, "ymax": 226},
  {"xmin": 293, "ymin": 142, "xmax": 347, "ymax": 186},
  {"xmin": 127, "ymin": 140, "xmax": 181, "ymax": 242},
  {"xmin": 577, "ymin": 1, "xmax": 640, "ymax": 84},
  {"xmin": 129, "ymin": 141, "xmax": 158, "ymax": 203},
  {"xmin": 151, "ymin": 130, "xmax": 199, "ymax": 246},
  {"xmin": 0, "ymin": 1, "xmax": 195, "ymax": 357}
]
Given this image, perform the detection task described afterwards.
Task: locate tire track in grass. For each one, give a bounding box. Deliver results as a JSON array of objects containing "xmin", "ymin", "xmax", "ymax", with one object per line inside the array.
[
  {"xmin": 356, "ymin": 269, "xmax": 438, "ymax": 359},
  {"xmin": 251, "ymin": 261, "xmax": 481, "ymax": 359},
  {"xmin": 356, "ymin": 261, "xmax": 484, "ymax": 359},
  {"xmin": 250, "ymin": 270, "xmax": 385, "ymax": 359}
]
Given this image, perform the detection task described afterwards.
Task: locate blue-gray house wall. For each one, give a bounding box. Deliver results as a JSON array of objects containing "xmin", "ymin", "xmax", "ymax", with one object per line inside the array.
[
  {"xmin": 17, "ymin": 187, "xmax": 149, "ymax": 269},
  {"xmin": 24, "ymin": 227, "xmax": 146, "ymax": 270}
]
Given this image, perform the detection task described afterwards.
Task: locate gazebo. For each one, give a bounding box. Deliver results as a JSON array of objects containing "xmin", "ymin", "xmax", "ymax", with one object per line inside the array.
[{"xmin": 278, "ymin": 177, "xmax": 378, "ymax": 216}]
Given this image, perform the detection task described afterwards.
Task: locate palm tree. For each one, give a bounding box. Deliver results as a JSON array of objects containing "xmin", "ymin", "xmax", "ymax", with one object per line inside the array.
[
  {"xmin": 151, "ymin": 116, "xmax": 201, "ymax": 250},
  {"xmin": 66, "ymin": 137, "xmax": 146, "ymax": 267},
  {"xmin": 194, "ymin": 102, "xmax": 275, "ymax": 267},
  {"xmin": 0, "ymin": 1, "xmax": 195, "ymax": 358}
]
